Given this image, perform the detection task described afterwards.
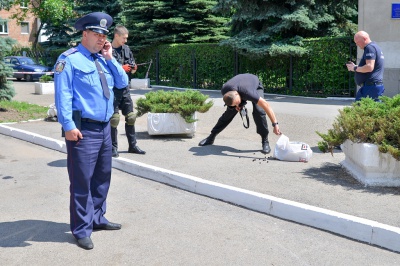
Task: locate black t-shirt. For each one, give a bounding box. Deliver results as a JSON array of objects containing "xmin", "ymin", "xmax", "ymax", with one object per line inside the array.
[
  {"xmin": 355, "ymin": 42, "xmax": 384, "ymax": 85},
  {"xmin": 221, "ymin": 74, "xmax": 261, "ymax": 104}
]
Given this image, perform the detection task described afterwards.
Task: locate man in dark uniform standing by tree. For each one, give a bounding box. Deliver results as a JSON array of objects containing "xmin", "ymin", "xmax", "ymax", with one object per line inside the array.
[
  {"xmin": 110, "ymin": 25, "xmax": 145, "ymax": 157},
  {"xmin": 198, "ymin": 73, "xmax": 281, "ymax": 153}
]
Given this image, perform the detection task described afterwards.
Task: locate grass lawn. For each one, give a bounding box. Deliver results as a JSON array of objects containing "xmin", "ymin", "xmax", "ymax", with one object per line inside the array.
[{"xmin": 0, "ymin": 100, "xmax": 48, "ymax": 123}]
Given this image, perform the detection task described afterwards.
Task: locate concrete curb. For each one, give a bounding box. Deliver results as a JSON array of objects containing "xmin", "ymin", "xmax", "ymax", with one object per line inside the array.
[
  {"xmin": 1, "ymin": 123, "xmax": 400, "ymax": 253},
  {"xmin": 0, "ymin": 123, "xmax": 66, "ymax": 153}
]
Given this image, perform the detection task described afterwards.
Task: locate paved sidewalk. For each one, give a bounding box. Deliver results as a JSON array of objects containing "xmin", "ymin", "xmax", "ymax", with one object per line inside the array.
[{"xmin": 2, "ymin": 80, "xmax": 400, "ymax": 253}]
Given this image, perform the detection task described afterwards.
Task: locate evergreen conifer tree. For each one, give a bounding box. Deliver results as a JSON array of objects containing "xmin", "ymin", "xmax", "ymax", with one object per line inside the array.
[
  {"xmin": 214, "ymin": 0, "xmax": 358, "ymax": 56},
  {"xmin": 48, "ymin": 0, "xmax": 123, "ymax": 46},
  {"xmin": 0, "ymin": 35, "xmax": 16, "ymax": 101},
  {"xmin": 122, "ymin": 0, "xmax": 230, "ymax": 52},
  {"xmin": 74, "ymin": 0, "xmax": 122, "ymax": 29}
]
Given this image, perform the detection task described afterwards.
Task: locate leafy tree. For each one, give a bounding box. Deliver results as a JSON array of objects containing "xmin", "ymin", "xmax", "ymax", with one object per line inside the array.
[
  {"xmin": 0, "ymin": 35, "xmax": 16, "ymax": 101},
  {"xmin": 5, "ymin": 0, "xmax": 74, "ymax": 51},
  {"xmin": 122, "ymin": 0, "xmax": 230, "ymax": 52},
  {"xmin": 214, "ymin": 0, "xmax": 358, "ymax": 57}
]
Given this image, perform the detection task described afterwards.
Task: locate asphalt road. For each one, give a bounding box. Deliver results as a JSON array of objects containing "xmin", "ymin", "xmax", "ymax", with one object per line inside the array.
[
  {"xmin": 1, "ymin": 80, "xmax": 400, "ymax": 264},
  {"xmin": 1, "ymin": 134, "xmax": 400, "ymax": 265}
]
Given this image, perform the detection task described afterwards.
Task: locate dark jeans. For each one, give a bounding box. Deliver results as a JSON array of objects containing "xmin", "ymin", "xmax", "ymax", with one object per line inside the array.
[
  {"xmin": 355, "ymin": 84, "xmax": 384, "ymax": 101},
  {"xmin": 211, "ymin": 88, "xmax": 269, "ymax": 140}
]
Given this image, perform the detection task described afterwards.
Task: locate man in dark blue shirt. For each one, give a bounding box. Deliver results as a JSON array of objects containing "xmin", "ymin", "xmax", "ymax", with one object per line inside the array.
[
  {"xmin": 198, "ymin": 73, "xmax": 281, "ymax": 154},
  {"xmin": 346, "ymin": 31, "xmax": 385, "ymax": 101}
]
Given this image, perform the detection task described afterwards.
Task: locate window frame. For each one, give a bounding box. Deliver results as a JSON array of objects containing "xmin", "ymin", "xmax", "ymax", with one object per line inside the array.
[
  {"xmin": 21, "ymin": 22, "xmax": 29, "ymax": 34},
  {"xmin": 20, "ymin": 1, "xmax": 29, "ymax": 9},
  {"xmin": 0, "ymin": 20, "xmax": 8, "ymax": 34}
]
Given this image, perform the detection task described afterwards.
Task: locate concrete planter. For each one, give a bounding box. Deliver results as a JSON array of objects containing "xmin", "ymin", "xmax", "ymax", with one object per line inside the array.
[
  {"xmin": 147, "ymin": 112, "xmax": 196, "ymax": 137},
  {"xmin": 340, "ymin": 139, "xmax": 400, "ymax": 187},
  {"xmin": 131, "ymin": 78, "xmax": 150, "ymax": 89},
  {"xmin": 34, "ymin": 82, "xmax": 54, "ymax": 95}
]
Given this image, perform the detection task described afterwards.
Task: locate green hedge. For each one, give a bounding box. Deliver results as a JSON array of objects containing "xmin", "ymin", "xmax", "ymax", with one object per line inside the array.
[
  {"xmin": 13, "ymin": 37, "xmax": 356, "ymax": 97},
  {"xmin": 134, "ymin": 37, "xmax": 356, "ymax": 97}
]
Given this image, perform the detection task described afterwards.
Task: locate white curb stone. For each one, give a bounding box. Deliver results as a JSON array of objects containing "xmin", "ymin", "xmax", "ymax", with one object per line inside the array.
[{"xmin": 0, "ymin": 124, "xmax": 66, "ymax": 153}]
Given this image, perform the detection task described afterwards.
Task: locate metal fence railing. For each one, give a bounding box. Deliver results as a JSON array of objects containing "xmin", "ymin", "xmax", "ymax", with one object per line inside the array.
[{"xmin": 145, "ymin": 38, "xmax": 358, "ymax": 97}]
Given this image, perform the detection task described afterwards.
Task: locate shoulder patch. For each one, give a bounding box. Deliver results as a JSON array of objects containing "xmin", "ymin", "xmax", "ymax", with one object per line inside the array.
[
  {"xmin": 55, "ymin": 60, "xmax": 66, "ymax": 74},
  {"xmin": 62, "ymin": 48, "xmax": 78, "ymax": 57}
]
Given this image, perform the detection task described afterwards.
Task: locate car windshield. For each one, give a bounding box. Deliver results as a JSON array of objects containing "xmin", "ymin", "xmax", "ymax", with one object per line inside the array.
[{"xmin": 19, "ymin": 58, "xmax": 36, "ymax": 65}]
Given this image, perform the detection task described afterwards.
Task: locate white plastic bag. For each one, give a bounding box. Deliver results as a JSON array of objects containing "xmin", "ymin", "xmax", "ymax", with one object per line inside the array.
[
  {"xmin": 47, "ymin": 103, "xmax": 57, "ymax": 118},
  {"xmin": 273, "ymin": 134, "xmax": 313, "ymax": 162}
]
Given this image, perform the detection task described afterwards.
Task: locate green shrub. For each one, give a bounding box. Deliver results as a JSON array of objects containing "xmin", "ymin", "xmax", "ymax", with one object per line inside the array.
[
  {"xmin": 317, "ymin": 96, "xmax": 400, "ymax": 160},
  {"xmin": 135, "ymin": 90, "xmax": 214, "ymax": 123},
  {"xmin": 39, "ymin": 75, "xmax": 53, "ymax": 83}
]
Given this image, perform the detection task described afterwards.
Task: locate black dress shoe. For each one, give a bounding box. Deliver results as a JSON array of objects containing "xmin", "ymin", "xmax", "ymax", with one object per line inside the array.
[
  {"xmin": 128, "ymin": 145, "xmax": 146, "ymax": 154},
  {"xmin": 261, "ymin": 141, "xmax": 271, "ymax": 154},
  {"xmin": 94, "ymin": 222, "xmax": 122, "ymax": 230},
  {"xmin": 198, "ymin": 134, "xmax": 216, "ymax": 146},
  {"xmin": 112, "ymin": 148, "xmax": 119, "ymax": 158},
  {"xmin": 77, "ymin": 237, "xmax": 94, "ymax": 250}
]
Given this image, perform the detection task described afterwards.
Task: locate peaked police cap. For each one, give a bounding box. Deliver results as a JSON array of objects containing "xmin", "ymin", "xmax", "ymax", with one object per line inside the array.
[{"xmin": 74, "ymin": 12, "xmax": 113, "ymax": 35}]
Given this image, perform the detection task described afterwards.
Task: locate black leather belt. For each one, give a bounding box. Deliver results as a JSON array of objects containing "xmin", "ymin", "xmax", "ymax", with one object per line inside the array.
[
  {"xmin": 81, "ymin": 118, "xmax": 108, "ymax": 124},
  {"xmin": 360, "ymin": 81, "xmax": 383, "ymax": 87}
]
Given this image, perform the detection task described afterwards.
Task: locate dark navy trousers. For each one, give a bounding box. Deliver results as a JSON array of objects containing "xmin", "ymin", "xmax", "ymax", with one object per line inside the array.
[
  {"xmin": 66, "ymin": 121, "xmax": 112, "ymax": 239},
  {"xmin": 355, "ymin": 84, "xmax": 385, "ymax": 101}
]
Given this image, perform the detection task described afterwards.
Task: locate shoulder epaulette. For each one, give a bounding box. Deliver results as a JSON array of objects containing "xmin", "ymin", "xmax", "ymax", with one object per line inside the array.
[{"xmin": 62, "ymin": 48, "xmax": 78, "ymax": 57}]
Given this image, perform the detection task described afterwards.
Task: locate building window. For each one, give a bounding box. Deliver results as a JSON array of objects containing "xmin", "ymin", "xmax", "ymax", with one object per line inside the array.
[
  {"xmin": 0, "ymin": 21, "xmax": 8, "ymax": 34},
  {"xmin": 20, "ymin": 1, "xmax": 29, "ymax": 8},
  {"xmin": 21, "ymin": 22, "xmax": 29, "ymax": 34}
]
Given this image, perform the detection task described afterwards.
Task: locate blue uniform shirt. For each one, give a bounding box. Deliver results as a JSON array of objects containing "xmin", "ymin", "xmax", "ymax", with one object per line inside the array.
[{"xmin": 54, "ymin": 44, "xmax": 128, "ymax": 132}]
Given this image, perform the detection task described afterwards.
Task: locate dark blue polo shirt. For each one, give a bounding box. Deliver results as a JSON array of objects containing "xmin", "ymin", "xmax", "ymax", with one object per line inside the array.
[{"xmin": 355, "ymin": 42, "xmax": 384, "ymax": 86}]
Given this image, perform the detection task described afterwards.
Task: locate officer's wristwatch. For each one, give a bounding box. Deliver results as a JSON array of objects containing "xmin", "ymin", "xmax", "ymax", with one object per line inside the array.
[{"xmin": 272, "ymin": 122, "xmax": 278, "ymax": 127}]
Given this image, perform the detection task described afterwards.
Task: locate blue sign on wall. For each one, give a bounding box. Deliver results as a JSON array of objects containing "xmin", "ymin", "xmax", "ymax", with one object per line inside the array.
[{"xmin": 392, "ymin": 3, "xmax": 400, "ymax": 19}]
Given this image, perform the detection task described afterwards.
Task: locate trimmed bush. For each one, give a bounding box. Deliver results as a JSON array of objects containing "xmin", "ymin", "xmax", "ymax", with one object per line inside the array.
[
  {"xmin": 136, "ymin": 90, "xmax": 214, "ymax": 123},
  {"xmin": 317, "ymin": 96, "xmax": 400, "ymax": 160}
]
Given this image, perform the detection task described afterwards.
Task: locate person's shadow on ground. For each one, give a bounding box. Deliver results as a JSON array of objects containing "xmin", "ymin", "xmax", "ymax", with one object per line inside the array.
[
  {"xmin": 189, "ymin": 145, "xmax": 272, "ymax": 160},
  {"xmin": 0, "ymin": 220, "xmax": 74, "ymax": 247}
]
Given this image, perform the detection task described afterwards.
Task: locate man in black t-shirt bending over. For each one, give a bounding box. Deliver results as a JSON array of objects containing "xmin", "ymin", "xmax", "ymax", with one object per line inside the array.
[{"xmin": 199, "ymin": 73, "xmax": 281, "ymax": 154}]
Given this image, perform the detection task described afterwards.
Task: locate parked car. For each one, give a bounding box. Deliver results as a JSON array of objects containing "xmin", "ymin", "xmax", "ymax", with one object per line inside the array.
[{"xmin": 4, "ymin": 56, "xmax": 53, "ymax": 82}]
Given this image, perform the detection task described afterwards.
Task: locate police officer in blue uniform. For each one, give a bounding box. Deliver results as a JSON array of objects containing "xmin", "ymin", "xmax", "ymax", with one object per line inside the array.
[{"xmin": 54, "ymin": 12, "xmax": 129, "ymax": 250}]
